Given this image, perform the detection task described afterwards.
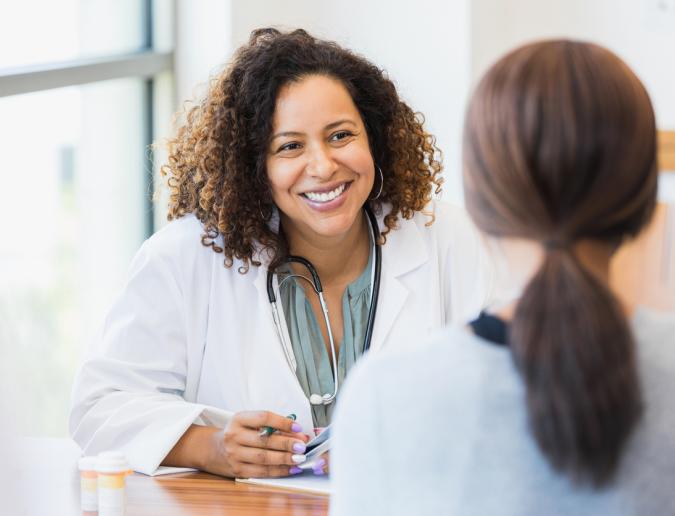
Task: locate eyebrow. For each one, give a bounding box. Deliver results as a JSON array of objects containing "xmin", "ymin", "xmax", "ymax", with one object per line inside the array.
[{"xmin": 270, "ymin": 119, "xmax": 358, "ymax": 141}]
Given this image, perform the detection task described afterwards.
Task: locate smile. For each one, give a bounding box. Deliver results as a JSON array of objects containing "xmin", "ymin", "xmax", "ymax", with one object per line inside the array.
[{"xmin": 302, "ymin": 183, "xmax": 348, "ymax": 203}]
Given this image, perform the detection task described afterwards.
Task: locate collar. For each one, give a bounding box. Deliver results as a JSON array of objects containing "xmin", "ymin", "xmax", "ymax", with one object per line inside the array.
[
  {"xmin": 468, "ymin": 311, "xmax": 509, "ymax": 346},
  {"xmin": 252, "ymin": 203, "xmax": 430, "ymax": 276}
]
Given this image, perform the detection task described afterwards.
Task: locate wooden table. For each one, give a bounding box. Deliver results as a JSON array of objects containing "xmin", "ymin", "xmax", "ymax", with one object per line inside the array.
[{"xmin": 13, "ymin": 438, "xmax": 328, "ymax": 515}]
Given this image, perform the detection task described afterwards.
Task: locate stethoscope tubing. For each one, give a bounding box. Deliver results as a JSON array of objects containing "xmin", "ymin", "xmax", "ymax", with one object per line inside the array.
[{"xmin": 362, "ymin": 207, "xmax": 381, "ymax": 353}]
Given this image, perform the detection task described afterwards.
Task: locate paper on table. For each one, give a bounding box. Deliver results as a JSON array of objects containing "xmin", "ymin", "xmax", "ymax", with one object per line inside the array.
[
  {"xmin": 144, "ymin": 466, "xmax": 197, "ymax": 476},
  {"xmin": 236, "ymin": 471, "xmax": 331, "ymax": 495}
]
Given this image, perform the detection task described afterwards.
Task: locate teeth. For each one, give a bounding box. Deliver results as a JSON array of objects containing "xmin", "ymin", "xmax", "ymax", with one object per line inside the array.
[{"xmin": 304, "ymin": 183, "xmax": 346, "ymax": 202}]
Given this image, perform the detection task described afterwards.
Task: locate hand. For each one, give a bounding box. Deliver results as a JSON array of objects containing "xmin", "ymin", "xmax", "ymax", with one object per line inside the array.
[
  {"xmin": 311, "ymin": 452, "xmax": 329, "ymax": 476},
  {"xmin": 202, "ymin": 411, "xmax": 310, "ymax": 478}
]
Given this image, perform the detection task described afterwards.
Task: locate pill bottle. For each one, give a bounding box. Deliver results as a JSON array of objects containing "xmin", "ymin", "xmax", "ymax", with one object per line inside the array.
[
  {"xmin": 96, "ymin": 451, "xmax": 130, "ymax": 516},
  {"xmin": 78, "ymin": 456, "xmax": 98, "ymax": 512}
]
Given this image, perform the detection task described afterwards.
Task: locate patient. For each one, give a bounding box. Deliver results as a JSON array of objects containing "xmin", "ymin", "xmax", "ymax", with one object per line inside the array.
[{"xmin": 331, "ymin": 40, "xmax": 675, "ymax": 515}]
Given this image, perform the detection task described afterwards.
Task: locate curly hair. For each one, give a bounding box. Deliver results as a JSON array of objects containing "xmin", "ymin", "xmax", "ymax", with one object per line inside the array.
[{"xmin": 162, "ymin": 28, "xmax": 443, "ymax": 272}]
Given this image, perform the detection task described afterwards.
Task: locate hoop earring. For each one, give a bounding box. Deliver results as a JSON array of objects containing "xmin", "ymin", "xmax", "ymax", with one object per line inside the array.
[
  {"xmin": 259, "ymin": 201, "xmax": 271, "ymax": 221},
  {"xmin": 370, "ymin": 165, "xmax": 384, "ymax": 200}
]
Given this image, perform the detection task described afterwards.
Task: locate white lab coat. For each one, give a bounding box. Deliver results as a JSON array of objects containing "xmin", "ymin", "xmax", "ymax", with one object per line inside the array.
[{"xmin": 69, "ymin": 201, "xmax": 493, "ymax": 474}]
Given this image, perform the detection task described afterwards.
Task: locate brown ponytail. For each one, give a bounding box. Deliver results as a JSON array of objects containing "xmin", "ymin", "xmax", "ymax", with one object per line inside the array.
[
  {"xmin": 463, "ymin": 41, "xmax": 657, "ymax": 486},
  {"xmin": 511, "ymin": 247, "xmax": 641, "ymax": 485}
]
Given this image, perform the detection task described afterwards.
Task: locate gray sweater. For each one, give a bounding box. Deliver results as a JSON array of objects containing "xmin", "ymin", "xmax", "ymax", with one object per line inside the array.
[{"xmin": 331, "ymin": 308, "xmax": 675, "ymax": 516}]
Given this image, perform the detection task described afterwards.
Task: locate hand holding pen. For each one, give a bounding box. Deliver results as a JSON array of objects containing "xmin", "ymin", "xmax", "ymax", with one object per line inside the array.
[
  {"xmin": 202, "ymin": 410, "xmax": 310, "ymax": 478},
  {"xmin": 259, "ymin": 413, "xmax": 297, "ymax": 437},
  {"xmin": 259, "ymin": 414, "xmax": 328, "ymax": 476}
]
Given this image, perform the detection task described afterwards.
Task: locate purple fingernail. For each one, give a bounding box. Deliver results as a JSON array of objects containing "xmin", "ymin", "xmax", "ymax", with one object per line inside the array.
[
  {"xmin": 315, "ymin": 458, "xmax": 326, "ymax": 469},
  {"xmin": 312, "ymin": 467, "xmax": 325, "ymax": 476},
  {"xmin": 289, "ymin": 466, "xmax": 302, "ymax": 475},
  {"xmin": 292, "ymin": 442, "xmax": 306, "ymax": 453},
  {"xmin": 291, "ymin": 422, "xmax": 302, "ymax": 433}
]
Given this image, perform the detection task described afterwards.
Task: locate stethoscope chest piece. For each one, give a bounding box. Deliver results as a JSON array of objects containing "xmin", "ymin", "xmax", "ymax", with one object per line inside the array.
[{"xmin": 266, "ymin": 206, "xmax": 382, "ymax": 407}]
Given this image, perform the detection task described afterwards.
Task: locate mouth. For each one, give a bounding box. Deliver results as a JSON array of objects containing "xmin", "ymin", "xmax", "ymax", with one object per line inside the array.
[{"xmin": 301, "ymin": 182, "xmax": 351, "ymax": 203}]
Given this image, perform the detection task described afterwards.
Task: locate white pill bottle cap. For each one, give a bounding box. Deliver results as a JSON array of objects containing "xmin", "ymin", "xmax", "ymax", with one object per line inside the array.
[
  {"xmin": 96, "ymin": 451, "xmax": 130, "ymax": 516},
  {"xmin": 96, "ymin": 451, "xmax": 130, "ymax": 474},
  {"xmin": 78, "ymin": 456, "xmax": 98, "ymax": 471}
]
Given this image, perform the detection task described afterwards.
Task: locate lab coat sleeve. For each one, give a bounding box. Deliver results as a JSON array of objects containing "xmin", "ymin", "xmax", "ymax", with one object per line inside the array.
[
  {"xmin": 69, "ymin": 238, "xmax": 231, "ymax": 475},
  {"xmin": 331, "ymin": 357, "xmax": 389, "ymax": 516}
]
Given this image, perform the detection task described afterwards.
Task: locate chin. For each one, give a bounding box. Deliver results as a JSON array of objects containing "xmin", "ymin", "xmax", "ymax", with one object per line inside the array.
[
  {"xmin": 310, "ymin": 220, "xmax": 353, "ymax": 238},
  {"xmin": 311, "ymin": 211, "xmax": 362, "ymax": 238}
]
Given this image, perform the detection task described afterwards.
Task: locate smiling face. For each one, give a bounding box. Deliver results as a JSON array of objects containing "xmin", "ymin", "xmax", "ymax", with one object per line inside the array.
[{"xmin": 266, "ymin": 74, "xmax": 375, "ymax": 244}]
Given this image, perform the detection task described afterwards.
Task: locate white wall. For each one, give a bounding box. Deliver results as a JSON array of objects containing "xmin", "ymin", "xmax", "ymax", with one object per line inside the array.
[
  {"xmin": 470, "ymin": 0, "xmax": 675, "ymax": 128},
  {"xmin": 174, "ymin": 0, "xmax": 233, "ymax": 107}
]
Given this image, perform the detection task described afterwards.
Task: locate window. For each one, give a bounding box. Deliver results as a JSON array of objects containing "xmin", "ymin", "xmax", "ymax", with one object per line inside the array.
[
  {"xmin": 0, "ymin": 0, "xmax": 173, "ymax": 437},
  {"xmin": 0, "ymin": 0, "xmax": 146, "ymax": 69}
]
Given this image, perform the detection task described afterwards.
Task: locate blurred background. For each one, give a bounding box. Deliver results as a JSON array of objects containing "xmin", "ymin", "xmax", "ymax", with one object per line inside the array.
[{"xmin": 1, "ymin": 0, "xmax": 674, "ymax": 439}]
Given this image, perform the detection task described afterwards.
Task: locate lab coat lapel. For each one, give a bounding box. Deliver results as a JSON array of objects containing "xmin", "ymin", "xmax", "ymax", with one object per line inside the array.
[
  {"xmin": 369, "ymin": 210, "xmax": 428, "ymax": 352},
  {"xmin": 369, "ymin": 269, "xmax": 408, "ymax": 352}
]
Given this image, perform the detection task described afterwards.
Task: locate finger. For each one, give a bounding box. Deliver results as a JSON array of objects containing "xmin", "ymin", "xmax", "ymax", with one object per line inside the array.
[
  {"xmin": 238, "ymin": 431, "xmax": 307, "ymax": 454},
  {"xmin": 274, "ymin": 430, "xmax": 311, "ymax": 443},
  {"xmin": 312, "ymin": 457, "xmax": 327, "ymax": 476},
  {"xmin": 237, "ymin": 445, "xmax": 306, "ymax": 467},
  {"xmin": 237, "ymin": 411, "xmax": 304, "ymax": 435}
]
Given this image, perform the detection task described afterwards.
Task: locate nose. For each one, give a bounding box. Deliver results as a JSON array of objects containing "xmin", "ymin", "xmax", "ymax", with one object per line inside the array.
[{"xmin": 306, "ymin": 143, "xmax": 338, "ymax": 179}]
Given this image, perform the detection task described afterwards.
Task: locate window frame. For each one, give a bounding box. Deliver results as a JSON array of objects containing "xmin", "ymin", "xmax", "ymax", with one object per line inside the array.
[{"xmin": 0, "ymin": 0, "xmax": 173, "ymax": 236}]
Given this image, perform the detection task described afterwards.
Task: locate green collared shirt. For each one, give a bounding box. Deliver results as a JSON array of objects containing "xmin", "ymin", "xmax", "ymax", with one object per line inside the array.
[{"xmin": 278, "ymin": 248, "xmax": 373, "ymax": 428}]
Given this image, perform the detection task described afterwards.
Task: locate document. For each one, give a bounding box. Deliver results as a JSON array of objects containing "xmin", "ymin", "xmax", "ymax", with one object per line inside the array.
[
  {"xmin": 304, "ymin": 425, "xmax": 331, "ymax": 462},
  {"xmin": 236, "ymin": 471, "xmax": 331, "ymax": 495},
  {"xmin": 145, "ymin": 466, "xmax": 197, "ymax": 476}
]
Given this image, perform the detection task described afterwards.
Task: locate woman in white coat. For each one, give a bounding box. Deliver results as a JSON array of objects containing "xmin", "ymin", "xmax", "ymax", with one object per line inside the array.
[{"xmin": 69, "ymin": 28, "xmax": 492, "ymax": 478}]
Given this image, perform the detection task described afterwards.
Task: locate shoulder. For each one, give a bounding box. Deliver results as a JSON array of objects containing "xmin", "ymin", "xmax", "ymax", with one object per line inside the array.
[
  {"xmin": 126, "ymin": 214, "xmax": 223, "ymax": 284},
  {"xmin": 633, "ymin": 307, "xmax": 675, "ymax": 374},
  {"xmin": 617, "ymin": 308, "xmax": 675, "ymax": 505},
  {"xmin": 141, "ymin": 214, "xmax": 207, "ymax": 258},
  {"xmin": 135, "ymin": 214, "xmax": 233, "ymax": 275},
  {"xmin": 343, "ymin": 325, "xmax": 516, "ymax": 412},
  {"xmin": 634, "ymin": 307, "xmax": 675, "ymax": 341}
]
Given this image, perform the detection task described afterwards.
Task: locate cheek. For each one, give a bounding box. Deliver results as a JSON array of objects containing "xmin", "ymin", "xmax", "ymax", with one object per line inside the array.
[
  {"xmin": 346, "ymin": 140, "xmax": 374, "ymax": 174},
  {"xmin": 348, "ymin": 148, "xmax": 376, "ymax": 184},
  {"xmin": 266, "ymin": 162, "xmax": 299, "ymax": 199}
]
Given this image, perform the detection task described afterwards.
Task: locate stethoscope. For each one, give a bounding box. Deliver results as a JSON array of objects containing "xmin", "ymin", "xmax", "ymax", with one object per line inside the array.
[{"xmin": 266, "ymin": 206, "xmax": 382, "ymax": 406}]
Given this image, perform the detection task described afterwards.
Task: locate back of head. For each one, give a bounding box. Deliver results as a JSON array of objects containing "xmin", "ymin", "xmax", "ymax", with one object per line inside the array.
[{"xmin": 463, "ymin": 40, "xmax": 657, "ymax": 486}]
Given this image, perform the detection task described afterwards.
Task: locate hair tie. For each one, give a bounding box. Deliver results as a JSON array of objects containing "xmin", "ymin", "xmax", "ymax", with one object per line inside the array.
[{"xmin": 543, "ymin": 238, "xmax": 569, "ymax": 250}]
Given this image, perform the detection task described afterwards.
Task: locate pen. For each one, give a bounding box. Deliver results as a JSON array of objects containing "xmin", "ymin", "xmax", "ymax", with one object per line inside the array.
[{"xmin": 259, "ymin": 413, "xmax": 296, "ymax": 437}]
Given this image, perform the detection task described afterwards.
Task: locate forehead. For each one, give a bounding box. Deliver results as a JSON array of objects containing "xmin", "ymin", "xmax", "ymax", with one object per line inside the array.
[{"xmin": 271, "ymin": 74, "xmax": 361, "ymax": 131}]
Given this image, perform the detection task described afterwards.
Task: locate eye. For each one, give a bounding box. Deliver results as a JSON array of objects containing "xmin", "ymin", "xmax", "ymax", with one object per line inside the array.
[
  {"xmin": 277, "ymin": 141, "xmax": 302, "ymax": 153},
  {"xmin": 330, "ymin": 130, "xmax": 354, "ymax": 142}
]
